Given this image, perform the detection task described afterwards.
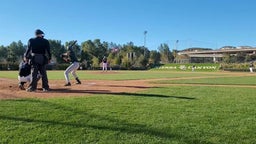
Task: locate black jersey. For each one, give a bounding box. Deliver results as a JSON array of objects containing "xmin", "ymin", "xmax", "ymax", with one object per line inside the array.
[
  {"xmin": 67, "ymin": 47, "xmax": 78, "ymax": 62},
  {"xmin": 19, "ymin": 62, "xmax": 31, "ymax": 77},
  {"xmin": 102, "ymin": 57, "xmax": 107, "ymax": 63},
  {"xmin": 25, "ymin": 37, "xmax": 51, "ymax": 60}
]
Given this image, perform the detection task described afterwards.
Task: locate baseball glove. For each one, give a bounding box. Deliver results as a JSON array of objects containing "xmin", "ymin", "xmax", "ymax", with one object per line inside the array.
[{"xmin": 61, "ymin": 53, "xmax": 70, "ymax": 62}]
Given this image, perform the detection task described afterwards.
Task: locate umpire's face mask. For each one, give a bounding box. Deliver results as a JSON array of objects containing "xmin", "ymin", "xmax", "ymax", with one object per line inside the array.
[{"xmin": 36, "ymin": 34, "xmax": 44, "ymax": 38}]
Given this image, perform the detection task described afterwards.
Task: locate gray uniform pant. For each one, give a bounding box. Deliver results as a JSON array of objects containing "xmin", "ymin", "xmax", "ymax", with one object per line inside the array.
[{"xmin": 64, "ymin": 62, "xmax": 79, "ymax": 83}]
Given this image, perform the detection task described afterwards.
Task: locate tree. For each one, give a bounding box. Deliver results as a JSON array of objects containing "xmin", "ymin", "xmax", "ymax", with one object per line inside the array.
[
  {"xmin": 81, "ymin": 40, "xmax": 95, "ymax": 54},
  {"xmin": 245, "ymin": 55, "xmax": 252, "ymax": 62},
  {"xmin": 250, "ymin": 54, "xmax": 256, "ymax": 61},
  {"xmin": 0, "ymin": 46, "xmax": 8, "ymax": 62},
  {"xmin": 121, "ymin": 57, "xmax": 131, "ymax": 69},
  {"xmin": 137, "ymin": 55, "xmax": 148, "ymax": 68},
  {"xmin": 93, "ymin": 39, "xmax": 108, "ymax": 61},
  {"xmin": 81, "ymin": 39, "xmax": 109, "ymax": 66},
  {"xmin": 172, "ymin": 49, "xmax": 178, "ymax": 62},
  {"xmin": 149, "ymin": 50, "xmax": 161, "ymax": 66},
  {"xmin": 92, "ymin": 56, "xmax": 99, "ymax": 69},
  {"xmin": 81, "ymin": 40, "xmax": 95, "ymax": 66},
  {"xmin": 6, "ymin": 41, "xmax": 26, "ymax": 63},
  {"xmin": 0, "ymin": 38, "xmax": 155, "ymax": 70},
  {"xmin": 236, "ymin": 52, "xmax": 246, "ymax": 63},
  {"xmin": 245, "ymin": 54, "xmax": 256, "ymax": 62},
  {"xmin": 223, "ymin": 54, "xmax": 231, "ymax": 63},
  {"xmin": 107, "ymin": 52, "xmax": 115, "ymax": 67},
  {"xmin": 113, "ymin": 55, "xmax": 122, "ymax": 66},
  {"xmin": 48, "ymin": 40, "xmax": 65, "ymax": 63},
  {"xmin": 16, "ymin": 40, "xmax": 26, "ymax": 56},
  {"xmin": 80, "ymin": 50, "xmax": 92, "ymax": 69},
  {"xmin": 158, "ymin": 43, "xmax": 173, "ymax": 63}
]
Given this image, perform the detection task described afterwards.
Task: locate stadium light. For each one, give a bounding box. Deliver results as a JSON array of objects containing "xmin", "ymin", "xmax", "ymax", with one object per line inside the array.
[{"xmin": 144, "ymin": 31, "xmax": 147, "ymax": 56}]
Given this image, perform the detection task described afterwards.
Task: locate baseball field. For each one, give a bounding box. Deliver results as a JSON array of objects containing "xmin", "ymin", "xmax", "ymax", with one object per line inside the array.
[{"xmin": 0, "ymin": 70, "xmax": 255, "ymax": 143}]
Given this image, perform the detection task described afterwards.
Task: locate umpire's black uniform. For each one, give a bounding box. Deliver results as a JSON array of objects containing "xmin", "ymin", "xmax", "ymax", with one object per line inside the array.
[{"xmin": 24, "ymin": 29, "xmax": 51, "ymax": 92}]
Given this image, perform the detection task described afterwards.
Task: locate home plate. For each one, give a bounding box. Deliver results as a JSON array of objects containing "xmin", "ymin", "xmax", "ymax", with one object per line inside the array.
[{"xmin": 87, "ymin": 82, "xmax": 96, "ymax": 86}]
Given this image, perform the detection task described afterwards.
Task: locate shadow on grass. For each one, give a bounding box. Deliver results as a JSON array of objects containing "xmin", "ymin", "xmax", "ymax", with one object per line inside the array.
[
  {"xmin": 0, "ymin": 115, "xmax": 175, "ymax": 139},
  {"xmin": 0, "ymin": 99, "xmax": 211, "ymax": 143},
  {"xmin": 0, "ymin": 99, "xmax": 206, "ymax": 143},
  {"xmin": 154, "ymin": 82, "xmax": 256, "ymax": 86},
  {"xmin": 49, "ymin": 88, "xmax": 195, "ymax": 100},
  {"xmin": 96, "ymin": 85, "xmax": 161, "ymax": 89},
  {"xmin": 0, "ymin": 99, "xmax": 171, "ymax": 139}
]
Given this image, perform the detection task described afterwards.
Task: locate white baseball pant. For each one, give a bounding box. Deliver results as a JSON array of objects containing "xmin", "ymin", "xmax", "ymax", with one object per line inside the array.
[
  {"xmin": 18, "ymin": 75, "xmax": 31, "ymax": 83},
  {"xmin": 64, "ymin": 62, "xmax": 80, "ymax": 83},
  {"xmin": 102, "ymin": 62, "xmax": 107, "ymax": 71}
]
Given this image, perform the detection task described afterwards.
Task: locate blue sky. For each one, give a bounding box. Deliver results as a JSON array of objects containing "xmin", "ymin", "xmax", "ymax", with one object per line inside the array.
[{"xmin": 0, "ymin": 0, "xmax": 255, "ymax": 50}]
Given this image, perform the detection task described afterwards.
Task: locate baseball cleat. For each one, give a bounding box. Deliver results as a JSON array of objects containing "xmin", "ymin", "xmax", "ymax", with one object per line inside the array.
[
  {"xmin": 19, "ymin": 84, "xmax": 25, "ymax": 90},
  {"xmin": 64, "ymin": 82, "xmax": 71, "ymax": 86},
  {"xmin": 26, "ymin": 88, "xmax": 36, "ymax": 92},
  {"xmin": 43, "ymin": 88, "xmax": 50, "ymax": 92},
  {"xmin": 75, "ymin": 81, "xmax": 81, "ymax": 84}
]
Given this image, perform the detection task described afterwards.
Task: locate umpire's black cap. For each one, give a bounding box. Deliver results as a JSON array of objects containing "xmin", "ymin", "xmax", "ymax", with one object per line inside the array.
[{"xmin": 35, "ymin": 29, "xmax": 44, "ymax": 35}]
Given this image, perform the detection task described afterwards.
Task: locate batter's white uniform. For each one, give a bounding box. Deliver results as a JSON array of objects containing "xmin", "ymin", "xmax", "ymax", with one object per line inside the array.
[
  {"xmin": 103, "ymin": 62, "xmax": 107, "ymax": 71},
  {"xmin": 64, "ymin": 61, "xmax": 80, "ymax": 83},
  {"xmin": 249, "ymin": 67, "xmax": 253, "ymax": 73}
]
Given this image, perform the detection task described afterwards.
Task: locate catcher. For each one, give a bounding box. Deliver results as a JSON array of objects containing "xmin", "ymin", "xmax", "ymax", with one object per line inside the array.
[
  {"xmin": 18, "ymin": 60, "xmax": 41, "ymax": 90},
  {"xmin": 61, "ymin": 41, "xmax": 81, "ymax": 86}
]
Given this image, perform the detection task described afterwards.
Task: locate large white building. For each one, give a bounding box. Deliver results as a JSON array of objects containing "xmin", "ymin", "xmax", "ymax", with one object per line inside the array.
[{"xmin": 176, "ymin": 47, "xmax": 256, "ymax": 63}]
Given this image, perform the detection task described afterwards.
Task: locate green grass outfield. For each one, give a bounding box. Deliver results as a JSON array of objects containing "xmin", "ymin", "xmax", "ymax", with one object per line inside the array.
[{"xmin": 0, "ymin": 70, "xmax": 256, "ymax": 144}]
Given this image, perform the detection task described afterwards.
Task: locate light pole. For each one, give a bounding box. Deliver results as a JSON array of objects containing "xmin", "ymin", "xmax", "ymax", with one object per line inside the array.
[
  {"xmin": 175, "ymin": 40, "xmax": 179, "ymax": 50},
  {"xmin": 144, "ymin": 31, "xmax": 147, "ymax": 47},
  {"xmin": 144, "ymin": 31, "xmax": 147, "ymax": 56}
]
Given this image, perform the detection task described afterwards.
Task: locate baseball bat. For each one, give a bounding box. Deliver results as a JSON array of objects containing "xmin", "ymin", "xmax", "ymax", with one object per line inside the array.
[{"xmin": 67, "ymin": 40, "xmax": 77, "ymax": 50}]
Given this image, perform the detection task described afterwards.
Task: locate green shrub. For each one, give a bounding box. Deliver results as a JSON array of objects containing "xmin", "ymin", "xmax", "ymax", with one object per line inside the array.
[{"xmin": 220, "ymin": 62, "xmax": 255, "ymax": 72}]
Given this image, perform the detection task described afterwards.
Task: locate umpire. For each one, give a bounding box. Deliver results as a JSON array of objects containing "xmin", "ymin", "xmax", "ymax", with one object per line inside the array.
[{"xmin": 24, "ymin": 29, "xmax": 51, "ymax": 92}]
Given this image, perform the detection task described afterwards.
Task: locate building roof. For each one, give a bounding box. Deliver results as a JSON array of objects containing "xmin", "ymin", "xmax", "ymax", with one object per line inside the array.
[{"xmin": 178, "ymin": 48, "xmax": 256, "ymax": 56}]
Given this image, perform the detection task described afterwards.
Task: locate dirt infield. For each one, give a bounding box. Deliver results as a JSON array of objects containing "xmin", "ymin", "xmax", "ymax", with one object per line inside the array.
[
  {"xmin": 1, "ymin": 72, "xmax": 255, "ymax": 100},
  {"xmin": 0, "ymin": 78, "xmax": 156, "ymax": 100}
]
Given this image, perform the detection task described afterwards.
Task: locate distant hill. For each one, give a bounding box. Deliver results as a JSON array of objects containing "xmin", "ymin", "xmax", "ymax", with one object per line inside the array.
[
  {"xmin": 179, "ymin": 46, "xmax": 255, "ymax": 52},
  {"xmin": 220, "ymin": 46, "xmax": 254, "ymax": 49},
  {"xmin": 180, "ymin": 47, "xmax": 212, "ymax": 52}
]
